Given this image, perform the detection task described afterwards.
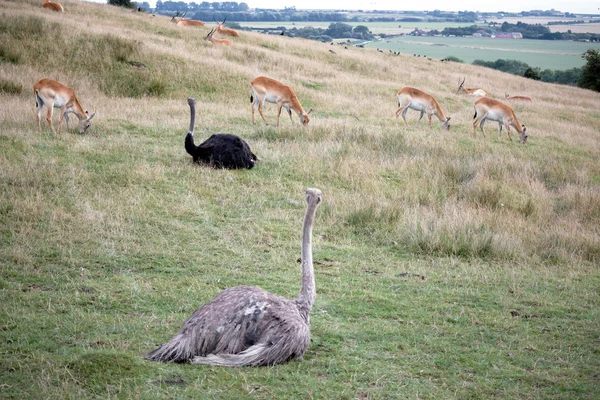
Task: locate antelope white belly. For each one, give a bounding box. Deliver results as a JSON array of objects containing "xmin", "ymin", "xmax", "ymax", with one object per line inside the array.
[
  {"xmin": 485, "ymin": 110, "xmax": 504, "ymax": 122},
  {"xmin": 53, "ymin": 95, "xmax": 68, "ymax": 108},
  {"xmin": 408, "ymin": 99, "xmax": 427, "ymax": 112},
  {"xmin": 264, "ymin": 93, "xmax": 281, "ymax": 104}
]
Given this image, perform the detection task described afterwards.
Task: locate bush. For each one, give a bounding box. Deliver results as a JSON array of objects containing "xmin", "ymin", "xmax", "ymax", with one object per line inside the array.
[
  {"xmin": 578, "ymin": 49, "xmax": 600, "ymax": 92},
  {"xmin": 524, "ymin": 67, "xmax": 541, "ymax": 80}
]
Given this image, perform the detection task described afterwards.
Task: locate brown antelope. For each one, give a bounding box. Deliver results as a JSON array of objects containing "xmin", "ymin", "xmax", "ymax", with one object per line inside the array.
[
  {"xmin": 395, "ymin": 87, "xmax": 451, "ymax": 130},
  {"xmin": 214, "ymin": 17, "xmax": 239, "ymax": 37},
  {"xmin": 472, "ymin": 97, "xmax": 527, "ymax": 144},
  {"xmin": 33, "ymin": 78, "xmax": 96, "ymax": 134},
  {"xmin": 171, "ymin": 12, "xmax": 204, "ymax": 27},
  {"xmin": 250, "ymin": 76, "xmax": 313, "ymax": 129},
  {"xmin": 41, "ymin": 0, "xmax": 63, "ymax": 12},
  {"xmin": 456, "ymin": 78, "xmax": 488, "ymax": 97},
  {"xmin": 204, "ymin": 28, "xmax": 232, "ymax": 46},
  {"xmin": 505, "ymin": 93, "xmax": 532, "ymax": 102}
]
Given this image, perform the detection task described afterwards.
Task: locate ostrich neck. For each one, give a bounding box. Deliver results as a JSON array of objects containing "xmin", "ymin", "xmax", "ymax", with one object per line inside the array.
[
  {"xmin": 188, "ymin": 102, "xmax": 196, "ymax": 135},
  {"xmin": 297, "ymin": 202, "xmax": 317, "ymax": 311}
]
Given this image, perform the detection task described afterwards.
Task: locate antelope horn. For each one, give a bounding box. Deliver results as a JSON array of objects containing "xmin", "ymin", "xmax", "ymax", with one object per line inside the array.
[{"xmin": 222, "ymin": 17, "xmax": 226, "ymax": 24}]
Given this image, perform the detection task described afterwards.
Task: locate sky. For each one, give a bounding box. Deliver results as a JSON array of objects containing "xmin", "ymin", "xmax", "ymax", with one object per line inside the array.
[{"xmin": 83, "ymin": 1, "xmax": 600, "ymax": 14}]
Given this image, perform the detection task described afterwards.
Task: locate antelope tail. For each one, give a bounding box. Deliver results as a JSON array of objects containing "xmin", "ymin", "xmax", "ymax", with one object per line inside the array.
[
  {"xmin": 35, "ymin": 90, "xmax": 43, "ymax": 109},
  {"xmin": 145, "ymin": 333, "xmax": 194, "ymax": 363},
  {"xmin": 184, "ymin": 132, "xmax": 197, "ymax": 157},
  {"xmin": 250, "ymin": 94, "xmax": 254, "ymax": 103},
  {"xmin": 473, "ymin": 110, "xmax": 477, "ymax": 119}
]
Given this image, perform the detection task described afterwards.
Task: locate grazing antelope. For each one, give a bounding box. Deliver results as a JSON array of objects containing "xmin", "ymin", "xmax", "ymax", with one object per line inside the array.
[
  {"xmin": 33, "ymin": 78, "xmax": 95, "ymax": 134},
  {"xmin": 456, "ymin": 78, "xmax": 488, "ymax": 97},
  {"xmin": 41, "ymin": 0, "xmax": 63, "ymax": 12},
  {"xmin": 214, "ymin": 17, "xmax": 239, "ymax": 37},
  {"xmin": 472, "ymin": 97, "xmax": 527, "ymax": 144},
  {"xmin": 171, "ymin": 12, "xmax": 204, "ymax": 27},
  {"xmin": 250, "ymin": 76, "xmax": 313, "ymax": 129},
  {"xmin": 204, "ymin": 28, "xmax": 232, "ymax": 46},
  {"xmin": 395, "ymin": 87, "xmax": 451, "ymax": 131},
  {"xmin": 505, "ymin": 93, "xmax": 532, "ymax": 102}
]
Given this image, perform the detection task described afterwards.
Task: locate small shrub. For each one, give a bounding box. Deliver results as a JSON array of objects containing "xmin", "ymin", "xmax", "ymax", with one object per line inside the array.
[
  {"xmin": 0, "ymin": 45, "xmax": 20, "ymax": 64},
  {"xmin": 400, "ymin": 220, "xmax": 496, "ymax": 259},
  {"xmin": 520, "ymin": 197, "xmax": 535, "ymax": 218},
  {"xmin": 445, "ymin": 56, "xmax": 464, "ymax": 63},
  {"xmin": 443, "ymin": 161, "xmax": 476, "ymax": 186},
  {"xmin": 0, "ymin": 80, "xmax": 22, "ymax": 95},
  {"xmin": 460, "ymin": 181, "xmax": 502, "ymax": 210},
  {"xmin": 147, "ymin": 79, "xmax": 167, "ymax": 97},
  {"xmin": 345, "ymin": 205, "xmax": 400, "ymax": 237}
]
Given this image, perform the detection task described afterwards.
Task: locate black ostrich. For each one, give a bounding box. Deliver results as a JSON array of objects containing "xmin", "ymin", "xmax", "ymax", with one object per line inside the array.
[{"xmin": 184, "ymin": 98, "xmax": 257, "ymax": 169}]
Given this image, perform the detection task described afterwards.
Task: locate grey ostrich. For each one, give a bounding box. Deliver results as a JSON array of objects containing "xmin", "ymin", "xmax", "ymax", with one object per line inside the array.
[
  {"xmin": 184, "ymin": 98, "xmax": 256, "ymax": 169},
  {"xmin": 145, "ymin": 188, "xmax": 323, "ymax": 366}
]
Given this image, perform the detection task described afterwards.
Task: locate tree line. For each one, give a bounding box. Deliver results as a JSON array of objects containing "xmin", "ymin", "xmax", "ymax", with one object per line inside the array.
[{"xmin": 430, "ymin": 22, "xmax": 599, "ymax": 41}]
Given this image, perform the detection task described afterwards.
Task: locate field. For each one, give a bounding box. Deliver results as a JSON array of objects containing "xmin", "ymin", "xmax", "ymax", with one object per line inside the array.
[
  {"xmin": 243, "ymin": 18, "xmax": 600, "ymax": 69},
  {"xmin": 1, "ymin": 1, "xmax": 600, "ymax": 399},
  {"xmin": 240, "ymin": 21, "xmax": 486, "ymax": 35},
  {"xmin": 366, "ymin": 36, "xmax": 600, "ymax": 69}
]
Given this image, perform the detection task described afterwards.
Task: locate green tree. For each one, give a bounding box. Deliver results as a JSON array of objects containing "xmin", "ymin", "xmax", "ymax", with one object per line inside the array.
[
  {"xmin": 578, "ymin": 49, "xmax": 600, "ymax": 92},
  {"xmin": 524, "ymin": 67, "xmax": 541, "ymax": 80},
  {"xmin": 352, "ymin": 25, "xmax": 373, "ymax": 40},
  {"xmin": 324, "ymin": 22, "xmax": 353, "ymax": 39},
  {"xmin": 108, "ymin": 0, "xmax": 136, "ymax": 8}
]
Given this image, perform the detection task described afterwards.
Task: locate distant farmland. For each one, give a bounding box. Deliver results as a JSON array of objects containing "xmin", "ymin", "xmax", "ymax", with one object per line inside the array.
[
  {"xmin": 242, "ymin": 20, "xmax": 600, "ymax": 70},
  {"xmin": 366, "ymin": 36, "xmax": 600, "ymax": 69}
]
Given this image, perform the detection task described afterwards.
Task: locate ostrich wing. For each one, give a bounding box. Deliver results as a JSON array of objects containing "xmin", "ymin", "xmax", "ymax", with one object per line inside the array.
[
  {"xmin": 198, "ymin": 134, "xmax": 256, "ymax": 169},
  {"xmin": 145, "ymin": 285, "xmax": 310, "ymax": 365}
]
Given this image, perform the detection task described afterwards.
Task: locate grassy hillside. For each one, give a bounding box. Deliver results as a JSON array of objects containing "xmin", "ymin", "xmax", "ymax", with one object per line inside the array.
[{"xmin": 1, "ymin": 1, "xmax": 599, "ymax": 398}]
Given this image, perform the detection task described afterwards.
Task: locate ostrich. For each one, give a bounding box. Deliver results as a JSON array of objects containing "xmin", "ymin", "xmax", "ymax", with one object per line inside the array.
[
  {"xmin": 184, "ymin": 98, "xmax": 256, "ymax": 169},
  {"xmin": 145, "ymin": 188, "xmax": 323, "ymax": 367}
]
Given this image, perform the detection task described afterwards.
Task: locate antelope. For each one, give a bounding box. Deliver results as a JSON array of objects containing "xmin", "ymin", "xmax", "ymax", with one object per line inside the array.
[
  {"xmin": 395, "ymin": 87, "xmax": 451, "ymax": 130},
  {"xmin": 171, "ymin": 12, "xmax": 204, "ymax": 27},
  {"xmin": 472, "ymin": 97, "xmax": 527, "ymax": 144},
  {"xmin": 505, "ymin": 93, "xmax": 532, "ymax": 102},
  {"xmin": 456, "ymin": 78, "xmax": 488, "ymax": 97},
  {"xmin": 214, "ymin": 17, "xmax": 239, "ymax": 37},
  {"xmin": 41, "ymin": 0, "xmax": 63, "ymax": 12},
  {"xmin": 33, "ymin": 78, "xmax": 96, "ymax": 134},
  {"xmin": 204, "ymin": 28, "xmax": 232, "ymax": 46},
  {"xmin": 250, "ymin": 76, "xmax": 313, "ymax": 129}
]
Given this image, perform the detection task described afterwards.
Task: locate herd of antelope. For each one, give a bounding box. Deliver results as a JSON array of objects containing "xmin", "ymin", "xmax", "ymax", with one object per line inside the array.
[
  {"xmin": 395, "ymin": 77, "xmax": 529, "ymax": 144},
  {"xmin": 35, "ymin": 1, "xmax": 531, "ymax": 144}
]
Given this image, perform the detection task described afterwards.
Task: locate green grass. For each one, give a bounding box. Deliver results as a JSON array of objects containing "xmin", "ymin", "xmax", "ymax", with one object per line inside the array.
[{"xmin": 1, "ymin": 1, "xmax": 600, "ymax": 399}]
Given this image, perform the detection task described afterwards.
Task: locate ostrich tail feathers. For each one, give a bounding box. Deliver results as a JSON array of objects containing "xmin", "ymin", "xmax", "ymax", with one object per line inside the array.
[
  {"xmin": 191, "ymin": 343, "xmax": 273, "ymax": 367},
  {"xmin": 144, "ymin": 333, "xmax": 192, "ymax": 363},
  {"xmin": 191, "ymin": 336, "xmax": 305, "ymax": 367},
  {"xmin": 185, "ymin": 132, "xmax": 197, "ymax": 157}
]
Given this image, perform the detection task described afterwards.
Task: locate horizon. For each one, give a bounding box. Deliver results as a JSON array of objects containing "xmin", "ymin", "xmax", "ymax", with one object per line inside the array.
[{"xmin": 82, "ymin": 1, "xmax": 600, "ymax": 15}]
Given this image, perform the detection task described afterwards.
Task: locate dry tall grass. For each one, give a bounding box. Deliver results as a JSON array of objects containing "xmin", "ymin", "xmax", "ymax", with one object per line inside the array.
[{"xmin": 1, "ymin": 0, "xmax": 599, "ymax": 266}]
